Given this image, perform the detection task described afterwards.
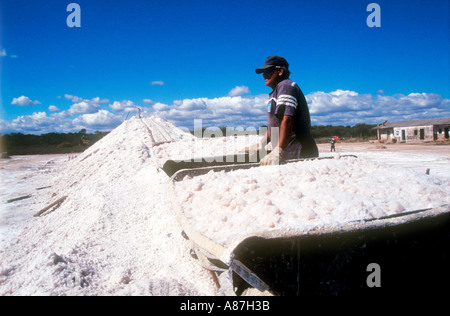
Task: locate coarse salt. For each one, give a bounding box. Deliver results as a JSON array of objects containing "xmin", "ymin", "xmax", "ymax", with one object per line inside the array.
[{"xmin": 175, "ymin": 156, "xmax": 450, "ymax": 247}]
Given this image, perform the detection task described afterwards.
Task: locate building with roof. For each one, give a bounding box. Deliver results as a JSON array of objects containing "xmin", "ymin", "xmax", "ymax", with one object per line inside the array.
[{"xmin": 373, "ymin": 118, "xmax": 450, "ymax": 143}]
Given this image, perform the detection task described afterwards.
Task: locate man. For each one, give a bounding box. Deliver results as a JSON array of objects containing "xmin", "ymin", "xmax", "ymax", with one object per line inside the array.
[
  {"xmin": 244, "ymin": 56, "xmax": 318, "ymax": 165},
  {"xmin": 330, "ymin": 138, "xmax": 336, "ymax": 152}
]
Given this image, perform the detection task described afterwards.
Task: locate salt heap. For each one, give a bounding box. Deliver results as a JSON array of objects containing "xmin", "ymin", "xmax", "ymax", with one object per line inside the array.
[{"xmin": 0, "ymin": 116, "xmax": 219, "ymax": 295}]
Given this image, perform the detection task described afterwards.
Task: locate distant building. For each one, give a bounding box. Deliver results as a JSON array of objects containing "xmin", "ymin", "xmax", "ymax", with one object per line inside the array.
[{"xmin": 373, "ymin": 118, "xmax": 450, "ymax": 143}]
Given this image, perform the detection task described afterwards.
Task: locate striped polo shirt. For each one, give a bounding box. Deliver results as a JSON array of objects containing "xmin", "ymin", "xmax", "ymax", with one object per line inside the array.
[{"xmin": 267, "ymin": 78, "xmax": 317, "ymax": 158}]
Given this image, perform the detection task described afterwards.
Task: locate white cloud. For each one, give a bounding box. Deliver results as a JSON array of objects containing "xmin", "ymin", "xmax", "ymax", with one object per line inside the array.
[
  {"xmin": 0, "ymin": 48, "xmax": 17, "ymax": 58},
  {"xmin": 65, "ymin": 95, "xmax": 109, "ymax": 104},
  {"xmin": 144, "ymin": 95, "xmax": 268, "ymax": 128},
  {"xmin": 1, "ymin": 90, "xmax": 449, "ymax": 135},
  {"xmin": 307, "ymin": 90, "xmax": 450, "ymax": 125},
  {"xmin": 144, "ymin": 90, "xmax": 449, "ymax": 129},
  {"xmin": 3, "ymin": 108, "xmax": 123, "ymax": 134},
  {"xmin": 143, "ymin": 99, "xmax": 154, "ymax": 105},
  {"xmin": 91, "ymin": 97, "xmax": 110, "ymax": 104},
  {"xmin": 307, "ymin": 89, "xmax": 373, "ymax": 116},
  {"xmin": 398, "ymin": 92, "xmax": 442, "ymax": 108},
  {"xmin": 151, "ymin": 81, "xmax": 164, "ymax": 86},
  {"xmin": 48, "ymin": 105, "xmax": 60, "ymax": 112},
  {"xmin": 65, "ymin": 96, "xmax": 111, "ymax": 115},
  {"xmin": 69, "ymin": 100, "xmax": 101, "ymax": 115},
  {"xmin": 64, "ymin": 94, "xmax": 83, "ymax": 103},
  {"xmin": 228, "ymin": 85, "xmax": 250, "ymax": 97},
  {"xmin": 4, "ymin": 112, "xmax": 72, "ymax": 134},
  {"xmin": 72, "ymin": 110, "xmax": 122, "ymax": 130},
  {"xmin": 109, "ymin": 100, "xmax": 137, "ymax": 112},
  {"xmin": 152, "ymin": 102, "xmax": 170, "ymax": 111},
  {"xmin": 11, "ymin": 96, "xmax": 41, "ymax": 106}
]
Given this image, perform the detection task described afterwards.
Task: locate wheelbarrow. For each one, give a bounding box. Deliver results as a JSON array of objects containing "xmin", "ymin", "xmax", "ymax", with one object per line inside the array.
[{"xmin": 167, "ymin": 162, "xmax": 450, "ymax": 296}]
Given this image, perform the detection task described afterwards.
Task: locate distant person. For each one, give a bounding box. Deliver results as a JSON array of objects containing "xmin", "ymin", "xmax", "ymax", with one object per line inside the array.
[
  {"xmin": 242, "ymin": 56, "xmax": 318, "ymax": 165},
  {"xmin": 330, "ymin": 138, "xmax": 336, "ymax": 152}
]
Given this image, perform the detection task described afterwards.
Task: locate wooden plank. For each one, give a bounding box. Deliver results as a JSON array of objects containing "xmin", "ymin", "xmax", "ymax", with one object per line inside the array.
[
  {"xmin": 34, "ymin": 196, "xmax": 68, "ymax": 217},
  {"xmin": 7, "ymin": 194, "xmax": 32, "ymax": 203}
]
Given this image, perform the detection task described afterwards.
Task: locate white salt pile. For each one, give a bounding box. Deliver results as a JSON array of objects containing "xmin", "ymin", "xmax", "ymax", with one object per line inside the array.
[
  {"xmin": 0, "ymin": 117, "xmax": 218, "ymax": 295},
  {"xmin": 175, "ymin": 156, "xmax": 450, "ymax": 247}
]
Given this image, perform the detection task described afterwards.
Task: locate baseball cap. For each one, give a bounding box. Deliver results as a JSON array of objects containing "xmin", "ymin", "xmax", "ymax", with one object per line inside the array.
[{"xmin": 255, "ymin": 56, "xmax": 289, "ymax": 74}]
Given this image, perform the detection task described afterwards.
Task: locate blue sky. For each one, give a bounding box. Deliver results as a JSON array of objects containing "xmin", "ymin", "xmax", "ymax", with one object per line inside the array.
[{"xmin": 1, "ymin": 0, "xmax": 449, "ymax": 134}]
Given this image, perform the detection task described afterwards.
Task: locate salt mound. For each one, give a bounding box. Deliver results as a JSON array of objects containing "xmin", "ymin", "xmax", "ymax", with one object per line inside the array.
[
  {"xmin": 0, "ymin": 116, "xmax": 218, "ymax": 295},
  {"xmin": 175, "ymin": 156, "xmax": 450, "ymax": 247}
]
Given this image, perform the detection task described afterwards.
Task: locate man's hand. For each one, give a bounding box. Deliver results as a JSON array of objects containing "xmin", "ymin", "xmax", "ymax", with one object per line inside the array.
[{"xmin": 260, "ymin": 147, "xmax": 284, "ymax": 165}]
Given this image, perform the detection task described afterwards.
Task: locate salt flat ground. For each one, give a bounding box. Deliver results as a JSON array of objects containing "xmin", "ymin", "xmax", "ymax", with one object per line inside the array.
[
  {"xmin": 318, "ymin": 141, "xmax": 450, "ymax": 181},
  {"xmin": 0, "ymin": 140, "xmax": 448, "ymax": 296}
]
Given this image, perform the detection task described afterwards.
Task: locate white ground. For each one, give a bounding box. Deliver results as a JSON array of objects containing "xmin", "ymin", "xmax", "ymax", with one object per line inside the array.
[{"xmin": 0, "ymin": 116, "xmax": 449, "ymax": 296}]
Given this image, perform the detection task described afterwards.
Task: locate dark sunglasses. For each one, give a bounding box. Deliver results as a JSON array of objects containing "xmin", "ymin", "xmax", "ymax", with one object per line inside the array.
[{"xmin": 263, "ymin": 66, "xmax": 282, "ymax": 78}]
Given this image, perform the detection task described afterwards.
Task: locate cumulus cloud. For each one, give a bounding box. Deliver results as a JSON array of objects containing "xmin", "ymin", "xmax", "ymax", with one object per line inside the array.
[
  {"xmin": 11, "ymin": 96, "xmax": 41, "ymax": 106},
  {"xmin": 228, "ymin": 85, "xmax": 250, "ymax": 97},
  {"xmin": 64, "ymin": 94, "xmax": 83, "ymax": 103},
  {"xmin": 143, "ymin": 90, "xmax": 449, "ymax": 129},
  {"xmin": 143, "ymin": 99, "xmax": 154, "ymax": 106},
  {"xmin": 64, "ymin": 95, "xmax": 109, "ymax": 108},
  {"xmin": 307, "ymin": 90, "xmax": 450, "ymax": 126},
  {"xmin": 152, "ymin": 102, "xmax": 170, "ymax": 111},
  {"xmin": 143, "ymin": 95, "xmax": 268, "ymax": 129},
  {"xmin": 69, "ymin": 100, "xmax": 101, "ymax": 115},
  {"xmin": 151, "ymin": 81, "xmax": 164, "ymax": 86},
  {"xmin": 2, "ymin": 93, "xmax": 130, "ymax": 134},
  {"xmin": 307, "ymin": 90, "xmax": 373, "ymax": 116},
  {"xmin": 109, "ymin": 100, "xmax": 138, "ymax": 112},
  {"xmin": 91, "ymin": 97, "xmax": 110, "ymax": 104},
  {"xmin": 64, "ymin": 96, "xmax": 111, "ymax": 116},
  {"xmin": 3, "ymin": 112, "xmax": 72, "ymax": 134},
  {"xmin": 72, "ymin": 110, "xmax": 122, "ymax": 130}
]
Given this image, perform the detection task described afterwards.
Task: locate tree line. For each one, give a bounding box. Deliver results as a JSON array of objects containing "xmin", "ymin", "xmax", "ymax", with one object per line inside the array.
[
  {"xmin": 190, "ymin": 123, "xmax": 377, "ymax": 141},
  {"xmin": 310, "ymin": 123, "xmax": 377, "ymax": 140},
  {"xmin": 0, "ymin": 129, "xmax": 109, "ymax": 155}
]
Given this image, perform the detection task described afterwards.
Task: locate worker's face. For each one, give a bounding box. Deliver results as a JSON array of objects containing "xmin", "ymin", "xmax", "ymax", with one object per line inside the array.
[{"xmin": 263, "ymin": 67, "xmax": 283, "ymax": 89}]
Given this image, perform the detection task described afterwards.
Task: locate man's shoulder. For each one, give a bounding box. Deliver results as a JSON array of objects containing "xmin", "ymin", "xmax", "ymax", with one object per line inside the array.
[
  {"xmin": 278, "ymin": 79, "xmax": 297, "ymax": 88},
  {"xmin": 275, "ymin": 79, "xmax": 300, "ymax": 95}
]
